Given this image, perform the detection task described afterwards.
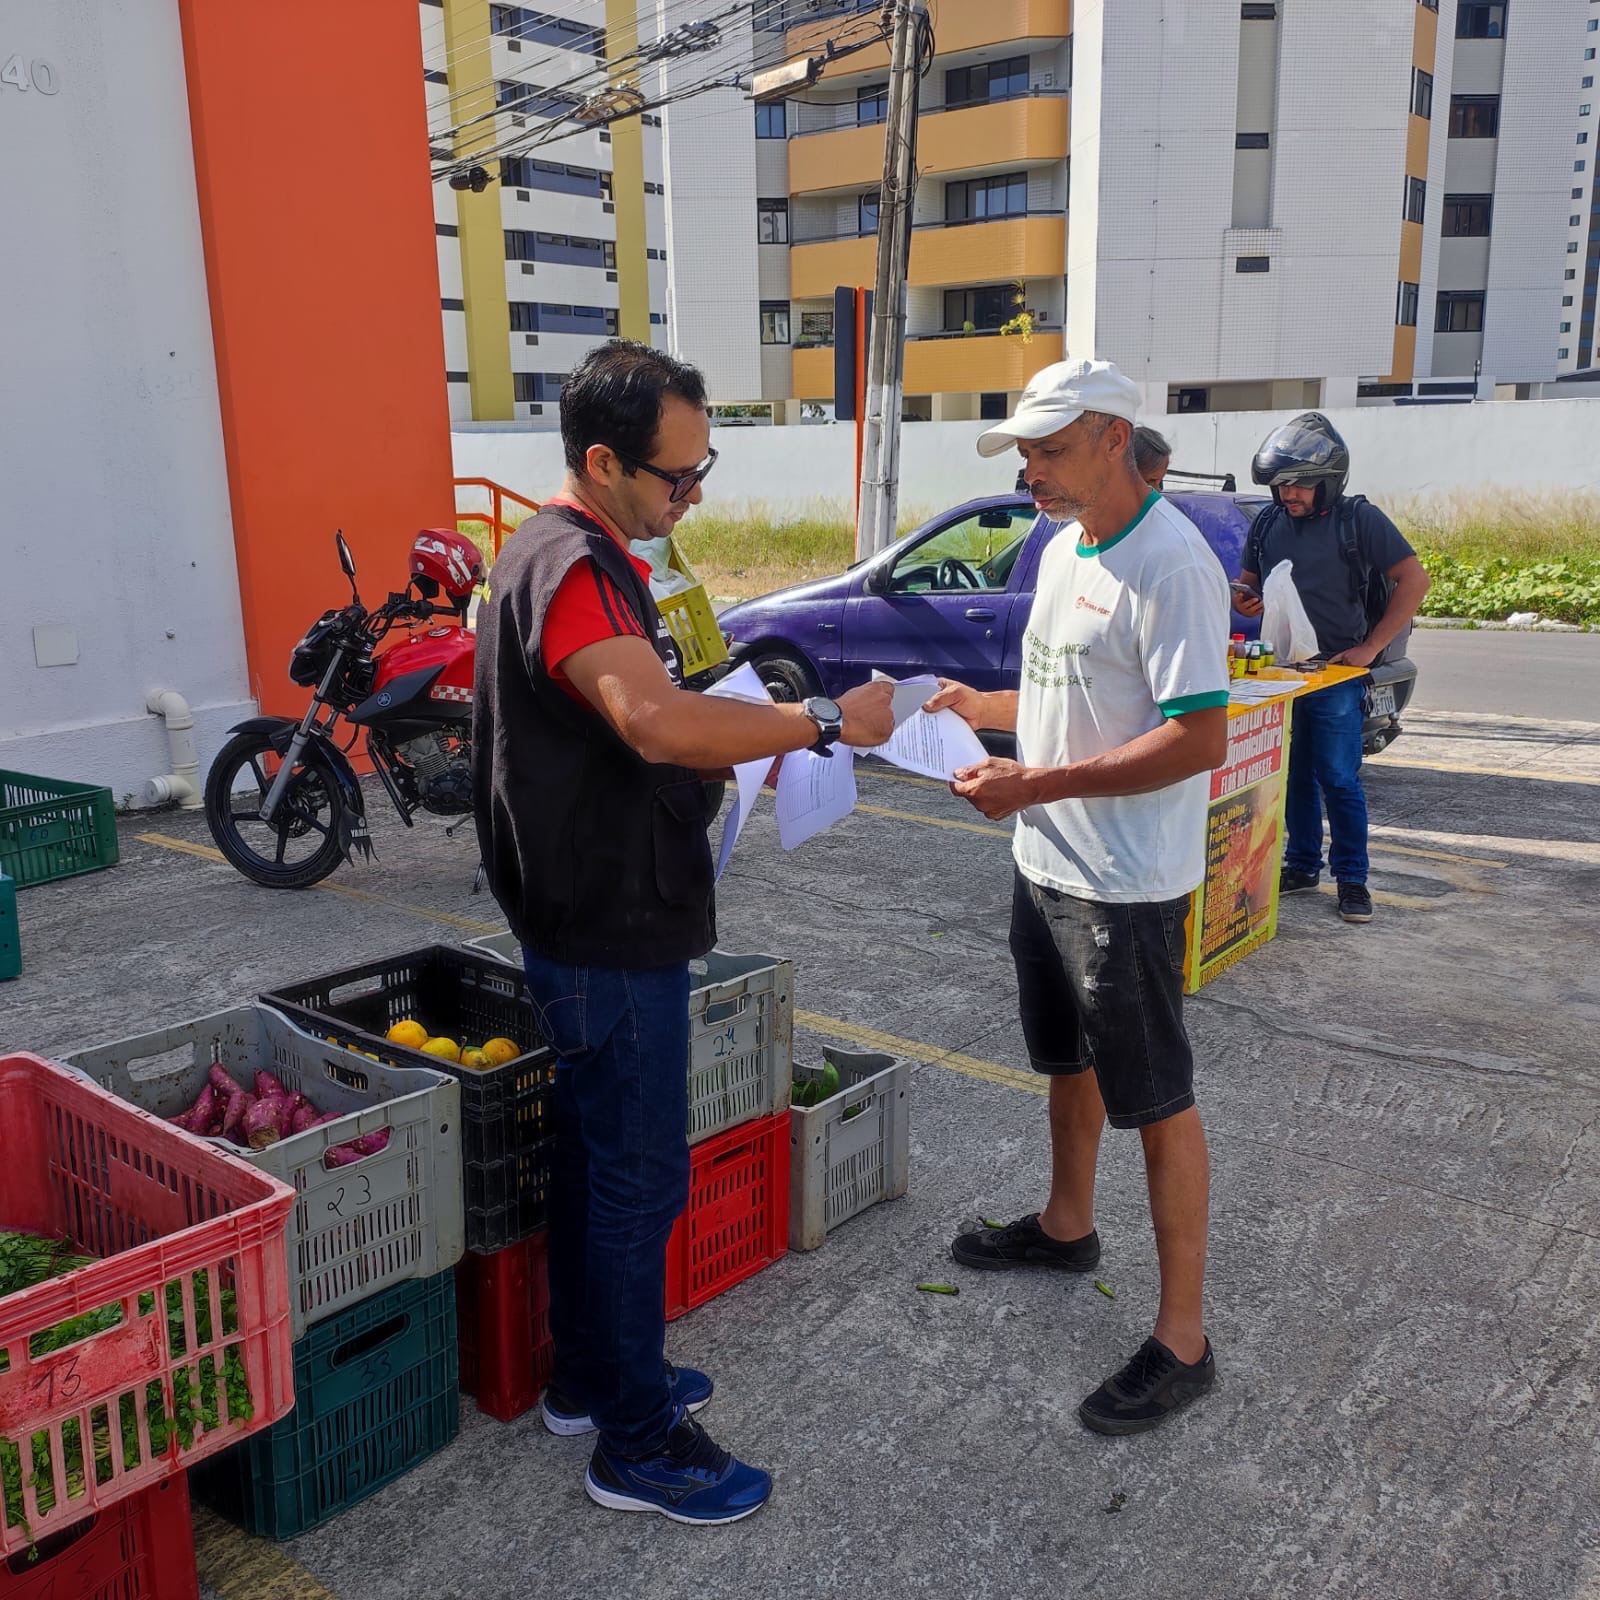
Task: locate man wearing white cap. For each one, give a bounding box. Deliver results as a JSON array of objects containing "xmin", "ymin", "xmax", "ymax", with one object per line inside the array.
[{"xmin": 926, "ymin": 358, "xmax": 1230, "ymax": 1435}]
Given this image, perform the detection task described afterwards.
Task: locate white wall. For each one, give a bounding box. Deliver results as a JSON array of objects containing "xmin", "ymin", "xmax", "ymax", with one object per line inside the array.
[
  {"xmin": 0, "ymin": 0, "xmax": 252, "ymax": 804},
  {"xmin": 453, "ymin": 396, "xmax": 1600, "ymax": 525}
]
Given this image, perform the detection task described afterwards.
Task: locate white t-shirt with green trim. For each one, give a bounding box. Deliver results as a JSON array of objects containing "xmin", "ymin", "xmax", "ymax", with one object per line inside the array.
[{"xmin": 1013, "ymin": 492, "xmax": 1230, "ymax": 903}]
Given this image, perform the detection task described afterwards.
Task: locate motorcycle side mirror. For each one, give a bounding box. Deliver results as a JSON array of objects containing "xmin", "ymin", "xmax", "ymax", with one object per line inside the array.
[{"xmin": 335, "ymin": 530, "xmax": 358, "ymax": 580}]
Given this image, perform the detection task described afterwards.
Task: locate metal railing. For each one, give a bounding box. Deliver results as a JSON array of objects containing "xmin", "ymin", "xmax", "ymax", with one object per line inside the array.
[{"xmin": 454, "ymin": 477, "xmax": 541, "ymax": 558}]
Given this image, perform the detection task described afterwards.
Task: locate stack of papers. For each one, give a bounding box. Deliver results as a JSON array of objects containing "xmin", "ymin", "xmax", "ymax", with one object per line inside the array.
[{"xmin": 703, "ymin": 666, "xmax": 988, "ymax": 873}]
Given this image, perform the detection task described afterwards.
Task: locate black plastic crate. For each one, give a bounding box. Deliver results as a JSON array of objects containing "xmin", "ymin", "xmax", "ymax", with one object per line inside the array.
[
  {"xmin": 262, "ymin": 946, "xmax": 554, "ymax": 1252},
  {"xmin": 194, "ymin": 1270, "xmax": 459, "ymax": 1538}
]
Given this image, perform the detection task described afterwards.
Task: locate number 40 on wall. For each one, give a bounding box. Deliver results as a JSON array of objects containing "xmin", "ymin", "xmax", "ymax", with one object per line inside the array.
[{"xmin": 1, "ymin": 55, "xmax": 59, "ymax": 94}]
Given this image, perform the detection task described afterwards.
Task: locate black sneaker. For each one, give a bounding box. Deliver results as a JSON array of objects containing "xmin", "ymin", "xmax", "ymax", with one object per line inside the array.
[
  {"xmin": 1337, "ymin": 883, "xmax": 1373, "ymax": 923},
  {"xmin": 585, "ymin": 1409, "xmax": 771, "ymax": 1525},
  {"xmin": 1279, "ymin": 868, "xmax": 1321, "ymax": 894},
  {"xmin": 950, "ymin": 1213, "xmax": 1100, "ymax": 1272},
  {"xmin": 1079, "ymin": 1336, "xmax": 1216, "ymax": 1436}
]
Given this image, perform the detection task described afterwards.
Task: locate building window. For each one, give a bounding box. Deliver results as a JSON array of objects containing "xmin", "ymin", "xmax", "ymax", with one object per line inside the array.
[
  {"xmin": 1397, "ymin": 280, "xmax": 1420, "ymax": 325},
  {"xmin": 798, "ymin": 309, "xmax": 834, "ymax": 347},
  {"xmin": 1236, "ymin": 255, "xmax": 1270, "ymax": 273},
  {"xmin": 1559, "ymin": 347, "xmax": 1571, "ymax": 359},
  {"xmin": 756, "ymin": 100, "xmax": 786, "ymax": 138},
  {"xmin": 1413, "ymin": 68, "xmax": 1434, "ymax": 119},
  {"xmin": 1582, "ymin": 132, "xmax": 1592, "ymax": 145},
  {"xmin": 1576, "ymin": 188, "xmax": 1587, "ymax": 199},
  {"xmin": 1416, "ymin": 0, "xmax": 1438, "ymax": 9},
  {"xmin": 509, "ymin": 301, "xmax": 537, "ymax": 331},
  {"xmin": 1404, "ymin": 175, "xmax": 1428, "ymax": 224},
  {"xmin": 979, "ymin": 392, "xmax": 1009, "ymax": 419},
  {"xmin": 1175, "ymin": 387, "xmax": 1209, "ymax": 413},
  {"xmin": 945, "ymin": 55, "xmax": 1029, "ymax": 110},
  {"xmin": 504, "ymin": 229, "xmax": 535, "ymax": 261},
  {"xmin": 1236, "ymin": 131, "xmax": 1270, "ymax": 149},
  {"xmin": 859, "ymin": 190, "xmax": 880, "ymax": 235},
  {"xmin": 1435, "ymin": 290, "xmax": 1486, "ymax": 332},
  {"xmin": 945, "ymin": 171, "xmax": 1028, "ymax": 223},
  {"xmin": 1442, "ymin": 193, "xmax": 1492, "ymax": 235},
  {"xmin": 943, "ymin": 284, "xmax": 1021, "ymax": 332},
  {"xmin": 1567, "ymin": 267, "xmax": 1578, "ymax": 279},
  {"xmin": 650, "ymin": 312, "xmax": 666, "ymax": 325},
  {"xmin": 436, "ymin": 222, "xmax": 459, "ymax": 237},
  {"xmin": 760, "ymin": 301, "xmax": 791, "ymax": 344},
  {"xmin": 856, "ymin": 83, "xmax": 889, "ymax": 125},
  {"xmin": 758, "ymin": 198, "xmax": 789, "ymax": 244},
  {"xmin": 1570, "ymin": 241, "xmax": 1582, "ymax": 253},
  {"xmin": 1241, "ymin": 1, "xmax": 1277, "ymax": 16},
  {"xmin": 1449, "ymin": 95, "xmax": 1500, "ymax": 137},
  {"xmin": 1591, "ymin": 17, "xmax": 1599, "ymax": 30},
  {"xmin": 1562, "ymin": 321, "xmax": 1573, "ymax": 332},
  {"xmin": 445, "ymin": 371, "xmax": 469, "ymax": 383},
  {"xmin": 441, "ymin": 297, "xmax": 465, "ymax": 311},
  {"xmin": 513, "ymin": 372, "xmax": 565, "ymax": 403},
  {"xmin": 1564, "ymin": 295, "xmax": 1575, "ymax": 306},
  {"xmin": 424, "ymin": 69, "xmax": 449, "ymax": 85},
  {"xmin": 1455, "ymin": 2, "xmax": 1507, "ymax": 38},
  {"xmin": 1580, "ymin": 161, "xmax": 1590, "ymax": 171},
  {"xmin": 1584, "ymin": 105, "xmax": 1594, "ymax": 116},
  {"xmin": 1590, "ymin": 48, "xmax": 1598, "ymax": 61},
  {"xmin": 490, "ymin": 5, "xmax": 604, "ymax": 55},
  {"xmin": 1574, "ymin": 214, "xmax": 1585, "ymax": 226}
]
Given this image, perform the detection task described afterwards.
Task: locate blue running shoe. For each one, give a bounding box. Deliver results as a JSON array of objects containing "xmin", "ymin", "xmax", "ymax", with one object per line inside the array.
[
  {"xmin": 585, "ymin": 1409, "xmax": 772, "ymax": 1525},
  {"xmin": 541, "ymin": 1362, "xmax": 713, "ymax": 1438}
]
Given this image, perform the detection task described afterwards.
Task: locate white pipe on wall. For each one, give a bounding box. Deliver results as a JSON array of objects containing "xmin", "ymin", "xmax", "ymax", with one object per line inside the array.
[{"xmin": 144, "ymin": 689, "xmax": 202, "ymax": 809}]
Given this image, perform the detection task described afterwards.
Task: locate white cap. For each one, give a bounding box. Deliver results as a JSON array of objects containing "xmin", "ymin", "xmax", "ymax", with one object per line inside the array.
[{"xmin": 975, "ymin": 358, "xmax": 1141, "ymax": 458}]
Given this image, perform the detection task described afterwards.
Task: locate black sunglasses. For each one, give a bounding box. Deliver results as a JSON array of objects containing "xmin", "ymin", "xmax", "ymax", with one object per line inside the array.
[{"xmin": 616, "ymin": 446, "xmax": 718, "ymax": 504}]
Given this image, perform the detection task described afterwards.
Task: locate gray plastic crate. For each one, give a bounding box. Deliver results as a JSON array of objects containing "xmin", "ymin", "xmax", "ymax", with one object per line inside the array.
[
  {"xmin": 788, "ymin": 1048, "xmax": 910, "ymax": 1252},
  {"xmin": 464, "ymin": 932, "xmax": 792, "ymax": 1147},
  {"xmin": 687, "ymin": 950, "xmax": 792, "ymax": 1145},
  {"xmin": 66, "ymin": 1003, "xmax": 463, "ymax": 1337}
]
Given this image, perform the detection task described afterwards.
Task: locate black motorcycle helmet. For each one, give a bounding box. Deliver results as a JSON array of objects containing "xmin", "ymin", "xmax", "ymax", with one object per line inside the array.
[{"xmin": 1250, "ymin": 411, "xmax": 1350, "ymax": 514}]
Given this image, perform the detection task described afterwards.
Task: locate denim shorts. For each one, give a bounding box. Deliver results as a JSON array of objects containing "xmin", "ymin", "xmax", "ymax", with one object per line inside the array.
[{"xmin": 1009, "ymin": 869, "xmax": 1196, "ymax": 1129}]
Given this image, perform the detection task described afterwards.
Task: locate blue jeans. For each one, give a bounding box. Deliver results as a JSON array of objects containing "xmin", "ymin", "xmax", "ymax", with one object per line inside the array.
[
  {"xmin": 1284, "ymin": 677, "xmax": 1368, "ymax": 885},
  {"xmin": 520, "ymin": 949, "xmax": 691, "ymax": 1458}
]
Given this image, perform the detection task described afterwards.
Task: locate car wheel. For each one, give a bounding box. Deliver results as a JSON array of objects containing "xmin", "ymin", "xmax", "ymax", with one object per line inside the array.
[{"xmin": 750, "ymin": 649, "xmax": 822, "ymax": 704}]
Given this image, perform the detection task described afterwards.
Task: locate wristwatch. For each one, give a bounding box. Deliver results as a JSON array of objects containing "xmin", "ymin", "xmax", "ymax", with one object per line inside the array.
[{"xmin": 802, "ymin": 696, "xmax": 844, "ymax": 756}]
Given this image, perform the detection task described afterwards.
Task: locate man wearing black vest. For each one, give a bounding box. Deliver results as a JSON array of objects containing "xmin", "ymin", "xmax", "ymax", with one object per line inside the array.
[
  {"xmin": 474, "ymin": 340, "xmax": 893, "ymax": 1525},
  {"xmin": 1234, "ymin": 413, "xmax": 1430, "ymax": 925}
]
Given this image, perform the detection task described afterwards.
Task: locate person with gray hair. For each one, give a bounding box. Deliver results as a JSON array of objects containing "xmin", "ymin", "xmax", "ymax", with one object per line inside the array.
[
  {"xmin": 1132, "ymin": 425, "xmax": 1172, "ymax": 490},
  {"xmin": 925, "ymin": 358, "xmax": 1230, "ymax": 1436}
]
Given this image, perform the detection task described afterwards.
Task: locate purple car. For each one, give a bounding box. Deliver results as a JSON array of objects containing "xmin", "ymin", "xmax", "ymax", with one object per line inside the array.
[{"xmin": 717, "ymin": 488, "xmax": 1415, "ymax": 754}]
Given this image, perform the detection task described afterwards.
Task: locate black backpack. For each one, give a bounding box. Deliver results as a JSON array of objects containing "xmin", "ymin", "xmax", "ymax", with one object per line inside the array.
[{"xmin": 1247, "ymin": 495, "xmax": 1405, "ymax": 664}]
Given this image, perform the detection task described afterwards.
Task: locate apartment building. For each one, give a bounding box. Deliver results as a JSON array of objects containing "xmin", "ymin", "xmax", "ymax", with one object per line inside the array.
[
  {"xmin": 666, "ymin": 0, "xmax": 1593, "ymax": 418},
  {"xmin": 421, "ymin": 0, "xmax": 671, "ymax": 424}
]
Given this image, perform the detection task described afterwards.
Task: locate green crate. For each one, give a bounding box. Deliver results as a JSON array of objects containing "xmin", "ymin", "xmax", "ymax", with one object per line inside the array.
[
  {"xmin": 0, "ymin": 871, "xmax": 17, "ymax": 980},
  {"xmin": 0, "ymin": 769, "xmax": 119, "ymax": 888},
  {"xmin": 193, "ymin": 1270, "xmax": 459, "ymax": 1539}
]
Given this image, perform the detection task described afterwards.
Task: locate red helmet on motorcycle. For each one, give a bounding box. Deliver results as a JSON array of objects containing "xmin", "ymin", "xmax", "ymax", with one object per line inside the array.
[{"xmin": 410, "ymin": 529, "xmax": 484, "ymax": 601}]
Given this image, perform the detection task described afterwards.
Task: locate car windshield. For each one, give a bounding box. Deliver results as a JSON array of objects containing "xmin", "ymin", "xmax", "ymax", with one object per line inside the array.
[{"xmin": 887, "ymin": 508, "xmax": 1037, "ymax": 594}]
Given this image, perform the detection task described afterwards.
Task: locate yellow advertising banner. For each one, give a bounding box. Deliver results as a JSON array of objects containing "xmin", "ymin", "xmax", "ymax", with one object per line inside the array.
[{"xmin": 1185, "ymin": 693, "xmax": 1295, "ymax": 992}]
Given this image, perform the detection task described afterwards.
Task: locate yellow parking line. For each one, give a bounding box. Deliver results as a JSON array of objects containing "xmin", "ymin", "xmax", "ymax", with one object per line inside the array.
[
  {"xmin": 858, "ymin": 767, "xmax": 950, "ymax": 792},
  {"xmin": 135, "ymin": 833, "xmax": 502, "ymax": 934},
  {"xmin": 853, "ymin": 803, "xmax": 1010, "ymax": 839},
  {"xmin": 193, "ymin": 1506, "xmax": 341, "ymax": 1600},
  {"xmin": 794, "ymin": 1009, "xmax": 1045, "ymax": 1097},
  {"xmin": 1368, "ymin": 840, "xmax": 1505, "ymax": 869},
  {"xmin": 1373, "ymin": 756, "xmax": 1600, "ymax": 788}
]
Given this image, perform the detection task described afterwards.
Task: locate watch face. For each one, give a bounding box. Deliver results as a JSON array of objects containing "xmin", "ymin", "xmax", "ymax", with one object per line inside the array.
[{"xmin": 810, "ymin": 697, "xmax": 842, "ymax": 722}]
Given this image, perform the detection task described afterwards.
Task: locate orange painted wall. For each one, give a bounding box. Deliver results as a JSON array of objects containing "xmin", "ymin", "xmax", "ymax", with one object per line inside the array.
[{"xmin": 176, "ymin": 0, "xmax": 454, "ymax": 718}]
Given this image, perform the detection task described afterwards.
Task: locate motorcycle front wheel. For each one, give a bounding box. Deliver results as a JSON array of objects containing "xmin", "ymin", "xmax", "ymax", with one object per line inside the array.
[{"xmin": 204, "ymin": 731, "xmax": 351, "ymax": 889}]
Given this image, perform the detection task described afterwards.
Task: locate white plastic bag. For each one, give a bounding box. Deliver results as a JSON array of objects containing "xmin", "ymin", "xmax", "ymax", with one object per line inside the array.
[
  {"xmin": 1260, "ymin": 560, "xmax": 1320, "ymax": 663},
  {"xmin": 630, "ymin": 536, "xmax": 693, "ymax": 601}
]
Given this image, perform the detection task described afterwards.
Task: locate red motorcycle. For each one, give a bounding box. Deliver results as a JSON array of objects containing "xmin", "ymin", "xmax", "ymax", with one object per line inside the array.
[{"xmin": 204, "ymin": 529, "xmax": 484, "ymax": 888}]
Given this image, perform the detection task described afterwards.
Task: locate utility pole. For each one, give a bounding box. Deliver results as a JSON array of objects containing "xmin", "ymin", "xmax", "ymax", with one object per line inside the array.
[{"xmin": 855, "ymin": 0, "xmax": 925, "ymax": 560}]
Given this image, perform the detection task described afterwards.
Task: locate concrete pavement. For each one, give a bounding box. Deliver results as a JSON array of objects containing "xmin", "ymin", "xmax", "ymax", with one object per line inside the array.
[{"xmin": 3, "ymin": 708, "xmax": 1598, "ymax": 1600}]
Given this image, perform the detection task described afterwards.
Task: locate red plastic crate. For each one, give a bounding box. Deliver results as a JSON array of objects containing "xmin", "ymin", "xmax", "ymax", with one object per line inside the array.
[
  {"xmin": 0, "ymin": 1473, "xmax": 198, "ymax": 1600},
  {"xmin": 456, "ymin": 1232, "xmax": 552, "ymax": 1423},
  {"xmin": 0, "ymin": 1053, "xmax": 296, "ymax": 1558},
  {"xmin": 665, "ymin": 1111, "xmax": 790, "ymax": 1321}
]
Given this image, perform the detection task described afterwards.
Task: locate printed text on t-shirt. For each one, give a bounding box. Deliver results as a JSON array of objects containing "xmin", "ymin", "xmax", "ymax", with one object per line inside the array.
[{"xmin": 1023, "ymin": 629, "xmax": 1092, "ymax": 690}]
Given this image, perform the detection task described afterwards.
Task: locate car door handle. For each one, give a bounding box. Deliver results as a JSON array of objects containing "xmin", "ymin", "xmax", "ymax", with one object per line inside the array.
[
  {"xmin": 964, "ymin": 608, "xmax": 996, "ymax": 622},
  {"xmin": 818, "ymin": 623, "xmax": 837, "ymax": 634}
]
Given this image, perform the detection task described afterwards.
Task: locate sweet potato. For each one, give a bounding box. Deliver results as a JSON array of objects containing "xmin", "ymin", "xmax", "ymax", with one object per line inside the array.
[
  {"xmin": 171, "ymin": 1082, "xmax": 222, "ymax": 1135},
  {"xmin": 221, "ymin": 1091, "xmax": 254, "ymax": 1143},
  {"xmin": 324, "ymin": 1128, "xmax": 391, "ymax": 1167},
  {"xmin": 288, "ymin": 1099, "xmax": 326, "ymax": 1137},
  {"xmin": 253, "ymin": 1070, "xmax": 290, "ymax": 1105},
  {"xmin": 242, "ymin": 1096, "xmax": 287, "ymax": 1150},
  {"xmin": 208, "ymin": 1062, "xmax": 246, "ymax": 1100}
]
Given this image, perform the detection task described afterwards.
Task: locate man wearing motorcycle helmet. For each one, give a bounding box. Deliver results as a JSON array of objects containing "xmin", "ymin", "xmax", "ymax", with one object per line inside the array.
[
  {"xmin": 473, "ymin": 339, "xmax": 892, "ymax": 1526},
  {"xmin": 1234, "ymin": 413, "xmax": 1430, "ymax": 924}
]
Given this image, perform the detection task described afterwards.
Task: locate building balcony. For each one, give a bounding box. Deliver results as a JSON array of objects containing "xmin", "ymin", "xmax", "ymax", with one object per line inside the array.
[
  {"xmin": 790, "ymin": 213, "xmax": 1067, "ymax": 300},
  {"xmin": 791, "ymin": 329, "xmax": 1064, "ymax": 400},
  {"xmin": 788, "ymin": 93, "xmax": 1069, "ymax": 197},
  {"xmin": 785, "ymin": 0, "xmax": 1071, "ymax": 79}
]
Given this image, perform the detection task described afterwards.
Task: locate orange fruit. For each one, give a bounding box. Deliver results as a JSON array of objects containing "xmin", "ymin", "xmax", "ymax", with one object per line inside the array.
[
  {"xmin": 421, "ymin": 1036, "xmax": 461, "ymax": 1063},
  {"xmin": 386, "ymin": 1020, "xmax": 428, "ymax": 1049},
  {"xmin": 480, "ymin": 1037, "xmax": 519, "ymax": 1067},
  {"xmin": 459, "ymin": 1048, "xmax": 490, "ymax": 1071}
]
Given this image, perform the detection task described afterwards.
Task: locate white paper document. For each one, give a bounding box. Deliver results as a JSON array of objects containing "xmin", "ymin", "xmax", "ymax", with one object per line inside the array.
[
  {"xmin": 869, "ymin": 705, "xmax": 989, "ymax": 781},
  {"xmin": 775, "ymin": 747, "xmax": 857, "ymax": 850},
  {"xmin": 1226, "ymin": 677, "xmax": 1301, "ymax": 705},
  {"xmin": 704, "ymin": 662, "xmax": 778, "ymax": 877}
]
